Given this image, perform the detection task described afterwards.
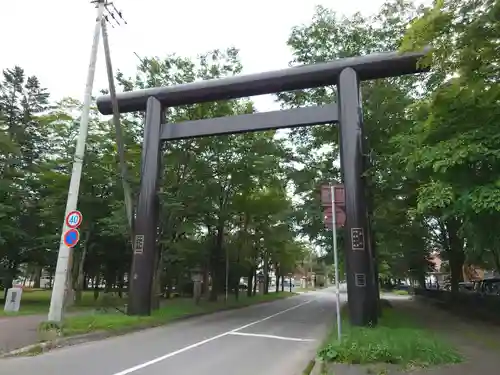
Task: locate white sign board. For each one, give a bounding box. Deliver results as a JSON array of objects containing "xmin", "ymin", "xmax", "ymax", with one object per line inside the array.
[{"xmin": 4, "ymin": 287, "xmax": 23, "ymax": 313}]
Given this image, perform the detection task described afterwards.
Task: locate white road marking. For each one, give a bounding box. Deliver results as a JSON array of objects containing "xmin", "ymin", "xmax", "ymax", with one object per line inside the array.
[
  {"xmin": 111, "ymin": 298, "xmax": 315, "ymax": 375},
  {"xmin": 228, "ymin": 331, "xmax": 315, "ymax": 342}
]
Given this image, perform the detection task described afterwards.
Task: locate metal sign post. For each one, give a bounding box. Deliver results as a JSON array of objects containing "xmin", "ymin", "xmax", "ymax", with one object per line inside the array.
[{"xmin": 330, "ymin": 184, "xmax": 342, "ymax": 342}]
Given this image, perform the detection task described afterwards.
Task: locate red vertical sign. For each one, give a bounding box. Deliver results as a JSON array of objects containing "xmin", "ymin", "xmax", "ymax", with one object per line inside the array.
[{"xmin": 321, "ymin": 184, "xmax": 346, "ymax": 229}]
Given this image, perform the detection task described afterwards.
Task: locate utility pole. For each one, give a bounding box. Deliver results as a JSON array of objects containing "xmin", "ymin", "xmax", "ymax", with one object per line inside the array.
[
  {"xmin": 48, "ymin": 0, "xmax": 105, "ymax": 323},
  {"xmin": 101, "ymin": 7, "xmax": 133, "ymax": 231}
]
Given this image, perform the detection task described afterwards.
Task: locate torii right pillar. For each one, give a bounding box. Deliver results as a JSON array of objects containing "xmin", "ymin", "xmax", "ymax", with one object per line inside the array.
[{"xmin": 338, "ymin": 67, "xmax": 378, "ymax": 326}]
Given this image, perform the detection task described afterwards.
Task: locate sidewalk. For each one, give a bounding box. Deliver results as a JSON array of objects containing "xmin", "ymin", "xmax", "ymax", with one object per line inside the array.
[
  {"xmin": 0, "ymin": 314, "xmax": 46, "ymax": 354},
  {"xmin": 0, "ymin": 311, "xmax": 89, "ymax": 354}
]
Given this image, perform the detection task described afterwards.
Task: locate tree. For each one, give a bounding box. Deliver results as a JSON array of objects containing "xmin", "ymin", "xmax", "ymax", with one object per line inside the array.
[
  {"xmin": 280, "ymin": 0, "xmax": 434, "ymax": 287},
  {"xmin": 397, "ymin": 0, "xmax": 500, "ymax": 290}
]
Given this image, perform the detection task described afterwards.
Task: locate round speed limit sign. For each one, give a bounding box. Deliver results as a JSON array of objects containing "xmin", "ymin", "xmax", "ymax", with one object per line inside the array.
[{"xmin": 66, "ymin": 210, "xmax": 83, "ymax": 229}]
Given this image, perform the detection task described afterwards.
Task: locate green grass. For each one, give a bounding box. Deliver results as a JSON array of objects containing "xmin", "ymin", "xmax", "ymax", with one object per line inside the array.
[
  {"xmin": 49, "ymin": 292, "xmax": 294, "ymax": 336},
  {"xmin": 0, "ymin": 289, "xmax": 123, "ymax": 316},
  {"xmin": 392, "ymin": 290, "xmax": 409, "ymax": 295},
  {"xmin": 318, "ymin": 302, "xmax": 462, "ymax": 368}
]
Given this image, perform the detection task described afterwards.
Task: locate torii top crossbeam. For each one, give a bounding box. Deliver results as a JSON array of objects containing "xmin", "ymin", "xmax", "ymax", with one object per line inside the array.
[{"xmin": 96, "ymin": 48, "xmax": 430, "ymax": 115}]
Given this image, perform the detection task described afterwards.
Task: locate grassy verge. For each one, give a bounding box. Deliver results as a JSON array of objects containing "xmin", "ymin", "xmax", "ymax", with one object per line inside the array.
[
  {"xmin": 43, "ymin": 292, "xmax": 294, "ymax": 337},
  {"xmin": 0, "ymin": 289, "xmax": 123, "ymax": 317},
  {"xmin": 318, "ymin": 301, "xmax": 462, "ymax": 369},
  {"xmin": 391, "ymin": 289, "xmax": 409, "ymax": 296}
]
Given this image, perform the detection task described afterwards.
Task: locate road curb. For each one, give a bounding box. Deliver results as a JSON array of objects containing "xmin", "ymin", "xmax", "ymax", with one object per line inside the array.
[
  {"xmin": 303, "ymin": 357, "xmax": 324, "ymax": 375},
  {"xmin": 0, "ymin": 294, "xmax": 298, "ymax": 358},
  {"xmin": 311, "ymin": 358, "xmax": 324, "ymax": 375}
]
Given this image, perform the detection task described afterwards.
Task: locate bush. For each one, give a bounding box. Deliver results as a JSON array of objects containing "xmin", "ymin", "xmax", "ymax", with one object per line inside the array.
[{"xmin": 318, "ymin": 304, "xmax": 462, "ymax": 368}]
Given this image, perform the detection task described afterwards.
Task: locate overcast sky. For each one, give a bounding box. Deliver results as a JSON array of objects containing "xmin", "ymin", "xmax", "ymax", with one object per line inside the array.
[{"xmin": 1, "ymin": 0, "xmax": 390, "ymax": 112}]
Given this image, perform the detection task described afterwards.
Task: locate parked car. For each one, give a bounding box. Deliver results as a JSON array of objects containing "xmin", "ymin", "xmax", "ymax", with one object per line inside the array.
[
  {"xmin": 458, "ymin": 281, "xmax": 475, "ymax": 293},
  {"xmin": 473, "ymin": 278, "xmax": 500, "ymax": 296}
]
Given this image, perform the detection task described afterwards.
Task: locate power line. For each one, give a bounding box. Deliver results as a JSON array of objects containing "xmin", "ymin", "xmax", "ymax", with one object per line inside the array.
[{"xmin": 104, "ymin": 1, "xmax": 128, "ymax": 27}]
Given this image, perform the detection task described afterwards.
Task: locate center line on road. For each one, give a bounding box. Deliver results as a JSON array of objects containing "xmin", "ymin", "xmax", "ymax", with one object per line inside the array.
[
  {"xmin": 228, "ymin": 331, "xmax": 315, "ymax": 342},
  {"xmin": 110, "ymin": 298, "xmax": 316, "ymax": 375}
]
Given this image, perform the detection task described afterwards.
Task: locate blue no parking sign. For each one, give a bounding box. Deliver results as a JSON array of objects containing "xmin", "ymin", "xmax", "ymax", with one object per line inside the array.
[{"xmin": 63, "ymin": 228, "xmax": 80, "ymax": 248}]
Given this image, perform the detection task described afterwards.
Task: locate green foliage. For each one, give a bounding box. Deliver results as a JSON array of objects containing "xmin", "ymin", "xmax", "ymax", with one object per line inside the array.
[
  {"xmin": 281, "ymin": 0, "xmax": 500, "ymax": 287},
  {"xmin": 1, "ymin": 0, "xmax": 499, "ymax": 305},
  {"xmin": 318, "ymin": 306, "xmax": 462, "ymax": 367},
  {"xmin": 0, "ymin": 47, "xmax": 306, "ymax": 303},
  {"xmin": 280, "ymin": 0, "xmax": 434, "ymax": 281}
]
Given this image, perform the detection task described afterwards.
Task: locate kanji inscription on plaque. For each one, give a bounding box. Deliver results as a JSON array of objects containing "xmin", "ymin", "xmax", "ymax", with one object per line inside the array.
[
  {"xmin": 351, "ymin": 227, "xmax": 365, "ymax": 251},
  {"xmin": 134, "ymin": 235, "xmax": 145, "ymax": 254}
]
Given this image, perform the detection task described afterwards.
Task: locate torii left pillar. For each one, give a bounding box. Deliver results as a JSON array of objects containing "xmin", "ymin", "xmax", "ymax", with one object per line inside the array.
[{"xmin": 128, "ymin": 97, "xmax": 162, "ymax": 316}]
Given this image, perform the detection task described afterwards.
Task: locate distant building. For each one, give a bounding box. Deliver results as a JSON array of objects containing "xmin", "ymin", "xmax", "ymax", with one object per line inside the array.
[{"xmin": 426, "ymin": 250, "xmax": 497, "ymax": 288}]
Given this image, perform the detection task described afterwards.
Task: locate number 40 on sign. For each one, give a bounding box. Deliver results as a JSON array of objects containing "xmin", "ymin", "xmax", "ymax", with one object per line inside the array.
[{"xmin": 66, "ymin": 210, "xmax": 83, "ymax": 229}]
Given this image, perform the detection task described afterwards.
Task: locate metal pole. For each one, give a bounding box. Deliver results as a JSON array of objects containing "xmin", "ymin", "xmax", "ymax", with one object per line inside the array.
[
  {"xmin": 48, "ymin": 0, "xmax": 105, "ymax": 323},
  {"xmin": 101, "ymin": 17, "xmax": 134, "ymax": 231},
  {"xmin": 330, "ymin": 185, "xmax": 342, "ymax": 342}
]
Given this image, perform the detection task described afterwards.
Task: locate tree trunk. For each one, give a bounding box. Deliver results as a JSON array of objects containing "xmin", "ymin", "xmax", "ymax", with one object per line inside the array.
[
  {"xmin": 446, "ymin": 217, "xmax": 465, "ymax": 294},
  {"xmin": 247, "ymin": 268, "xmax": 254, "ymax": 297},
  {"xmin": 3, "ymin": 275, "xmax": 13, "ymax": 301},
  {"xmin": 263, "ymin": 250, "xmax": 269, "ymax": 295},
  {"xmin": 151, "ymin": 249, "xmax": 163, "ymax": 310},
  {"xmin": 75, "ymin": 230, "xmax": 92, "ymax": 304},
  {"xmin": 93, "ymin": 274, "xmax": 100, "ymax": 300},
  {"xmin": 33, "ymin": 266, "xmax": 42, "ymax": 289},
  {"xmin": 275, "ymin": 263, "xmax": 280, "ymax": 293},
  {"xmin": 117, "ymin": 270, "xmax": 125, "ymax": 298},
  {"xmin": 234, "ymin": 245, "xmax": 241, "ymax": 301},
  {"xmin": 166, "ymin": 280, "xmax": 173, "ymax": 299},
  {"xmin": 104, "ymin": 268, "xmax": 114, "ymax": 293},
  {"xmin": 417, "ymin": 273, "xmax": 426, "ymax": 289},
  {"xmin": 209, "ymin": 224, "xmax": 225, "ymax": 302},
  {"xmin": 202, "ymin": 266, "xmax": 209, "ymax": 298},
  {"xmin": 252, "ymin": 268, "xmax": 257, "ymax": 296},
  {"xmin": 492, "ymin": 248, "xmax": 500, "ymax": 274}
]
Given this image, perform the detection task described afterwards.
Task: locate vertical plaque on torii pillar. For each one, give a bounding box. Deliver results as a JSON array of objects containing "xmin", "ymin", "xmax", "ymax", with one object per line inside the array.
[{"xmin": 351, "ymin": 228, "xmax": 365, "ymax": 250}]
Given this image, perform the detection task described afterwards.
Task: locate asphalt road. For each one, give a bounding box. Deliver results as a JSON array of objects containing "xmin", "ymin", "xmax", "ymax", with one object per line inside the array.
[{"xmin": 0, "ymin": 288, "xmax": 344, "ymax": 375}]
